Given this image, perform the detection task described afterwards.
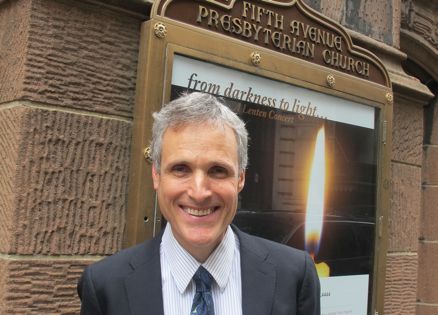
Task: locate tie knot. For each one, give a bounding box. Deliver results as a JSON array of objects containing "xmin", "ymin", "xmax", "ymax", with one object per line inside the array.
[{"xmin": 193, "ymin": 266, "xmax": 213, "ymax": 293}]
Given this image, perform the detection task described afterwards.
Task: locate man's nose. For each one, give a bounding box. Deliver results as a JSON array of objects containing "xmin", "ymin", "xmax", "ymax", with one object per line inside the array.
[{"xmin": 187, "ymin": 171, "xmax": 212, "ymax": 202}]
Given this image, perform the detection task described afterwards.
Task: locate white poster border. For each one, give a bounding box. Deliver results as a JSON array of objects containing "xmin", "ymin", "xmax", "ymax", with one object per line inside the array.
[{"xmin": 172, "ymin": 54, "xmax": 375, "ymax": 129}]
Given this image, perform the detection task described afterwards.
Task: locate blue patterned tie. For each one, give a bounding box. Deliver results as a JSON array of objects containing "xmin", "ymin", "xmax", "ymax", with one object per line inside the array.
[{"xmin": 191, "ymin": 266, "xmax": 214, "ymax": 315}]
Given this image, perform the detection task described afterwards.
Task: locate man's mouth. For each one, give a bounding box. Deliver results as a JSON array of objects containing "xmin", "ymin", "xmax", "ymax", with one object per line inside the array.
[{"xmin": 183, "ymin": 207, "xmax": 217, "ymax": 217}]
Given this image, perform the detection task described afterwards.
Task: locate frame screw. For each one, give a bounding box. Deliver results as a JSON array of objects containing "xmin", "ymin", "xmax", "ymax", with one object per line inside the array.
[
  {"xmin": 154, "ymin": 22, "xmax": 167, "ymax": 39},
  {"xmin": 386, "ymin": 92, "xmax": 393, "ymax": 104},
  {"xmin": 250, "ymin": 51, "xmax": 262, "ymax": 66},
  {"xmin": 326, "ymin": 74, "xmax": 336, "ymax": 88},
  {"xmin": 143, "ymin": 146, "xmax": 152, "ymax": 163}
]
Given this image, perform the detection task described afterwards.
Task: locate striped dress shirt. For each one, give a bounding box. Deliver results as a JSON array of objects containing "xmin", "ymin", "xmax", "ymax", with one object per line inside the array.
[{"xmin": 160, "ymin": 225, "xmax": 242, "ymax": 315}]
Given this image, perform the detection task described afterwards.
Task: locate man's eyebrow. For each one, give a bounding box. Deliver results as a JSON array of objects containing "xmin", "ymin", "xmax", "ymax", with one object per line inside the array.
[
  {"xmin": 165, "ymin": 159, "xmax": 191, "ymax": 167},
  {"xmin": 210, "ymin": 161, "xmax": 234, "ymax": 169}
]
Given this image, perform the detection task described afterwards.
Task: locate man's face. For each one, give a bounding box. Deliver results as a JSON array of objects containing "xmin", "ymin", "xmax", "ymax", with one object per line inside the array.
[{"xmin": 152, "ymin": 123, "xmax": 245, "ymax": 261}]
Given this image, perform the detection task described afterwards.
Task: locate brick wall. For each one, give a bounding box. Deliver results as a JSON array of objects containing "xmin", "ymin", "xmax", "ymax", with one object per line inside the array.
[{"xmin": 0, "ymin": 0, "xmax": 142, "ymax": 313}]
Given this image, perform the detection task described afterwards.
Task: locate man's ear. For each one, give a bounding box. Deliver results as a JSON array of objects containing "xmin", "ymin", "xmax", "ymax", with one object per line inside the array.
[
  {"xmin": 152, "ymin": 164, "xmax": 160, "ymax": 190},
  {"xmin": 237, "ymin": 170, "xmax": 245, "ymax": 193}
]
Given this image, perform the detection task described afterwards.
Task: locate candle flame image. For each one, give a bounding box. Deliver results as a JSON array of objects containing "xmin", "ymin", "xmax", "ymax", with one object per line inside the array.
[{"xmin": 305, "ymin": 127, "xmax": 330, "ymax": 278}]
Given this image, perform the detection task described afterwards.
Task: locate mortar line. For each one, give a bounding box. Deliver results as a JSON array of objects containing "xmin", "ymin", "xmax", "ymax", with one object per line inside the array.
[
  {"xmin": 390, "ymin": 159, "xmax": 421, "ymax": 168},
  {"xmin": 0, "ymin": 253, "xmax": 106, "ymax": 261},
  {"xmin": 81, "ymin": 0, "xmax": 149, "ymax": 19},
  {"xmin": 424, "ymin": 144, "xmax": 438, "ymax": 148},
  {"xmin": 420, "ymin": 240, "xmax": 438, "ymax": 244},
  {"xmin": 423, "ymin": 184, "xmax": 438, "ymax": 188},
  {"xmin": 0, "ymin": 100, "xmax": 133, "ymax": 123},
  {"xmin": 387, "ymin": 252, "xmax": 418, "ymax": 256},
  {"xmin": 417, "ymin": 302, "xmax": 438, "ymax": 307}
]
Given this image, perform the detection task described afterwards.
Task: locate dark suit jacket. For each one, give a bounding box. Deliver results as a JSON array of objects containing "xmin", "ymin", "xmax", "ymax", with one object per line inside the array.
[{"xmin": 78, "ymin": 227, "xmax": 320, "ymax": 315}]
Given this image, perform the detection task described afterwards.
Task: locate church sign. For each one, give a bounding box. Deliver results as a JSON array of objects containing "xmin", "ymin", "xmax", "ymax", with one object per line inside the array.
[
  {"xmin": 154, "ymin": 0, "xmax": 389, "ymax": 85},
  {"xmin": 126, "ymin": 1, "xmax": 393, "ymax": 315}
]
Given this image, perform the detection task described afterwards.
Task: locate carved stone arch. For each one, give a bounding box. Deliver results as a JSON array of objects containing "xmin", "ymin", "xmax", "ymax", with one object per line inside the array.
[{"xmin": 400, "ymin": 0, "xmax": 438, "ymax": 81}]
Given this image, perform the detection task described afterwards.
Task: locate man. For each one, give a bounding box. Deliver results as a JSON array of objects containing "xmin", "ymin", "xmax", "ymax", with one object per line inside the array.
[{"xmin": 78, "ymin": 92, "xmax": 320, "ymax": 315}]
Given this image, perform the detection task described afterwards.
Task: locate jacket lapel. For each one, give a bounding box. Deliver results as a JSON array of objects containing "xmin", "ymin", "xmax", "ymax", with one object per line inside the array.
[
  {"xmin": 124, "ymin": 235, "xmax": 164, "ymax": 315},
  {"xmin": 235, "ymin": 228, "xmax": 276, "ymax": 315},
  {"xmin": 122, "ymin": 227, "xmax": 276, "ymax": 315}
]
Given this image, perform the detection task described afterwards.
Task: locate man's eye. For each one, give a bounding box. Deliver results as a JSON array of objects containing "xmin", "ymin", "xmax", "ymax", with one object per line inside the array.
[
  {"xmin": 209, "ymin": 166, "xmax": 228, "ymax": 178},
  {"xmin": 171, "ymin": 165, "xmax": 189, "ymax": 175}
]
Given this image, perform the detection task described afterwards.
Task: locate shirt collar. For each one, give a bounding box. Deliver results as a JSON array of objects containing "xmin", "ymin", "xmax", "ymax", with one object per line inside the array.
[{"xmin": 161, "ymin": 224, "xmax": 237, "ymax": 294}]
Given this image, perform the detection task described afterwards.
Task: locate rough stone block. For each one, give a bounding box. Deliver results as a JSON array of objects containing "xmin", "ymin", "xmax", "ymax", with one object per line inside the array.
[
  {"xmin": 318, "ymin": 0, "xmax": 396, "ymax": 45},
  {"xmin": 5, "ymin": 103, "xmax": 131, "ymax": 255},
  {"xmin": 417, "ymin": 243, "xmax": 438, "ymax": 304},
  {"xmin": 417, "ymin": 304, "xmax": 438, "ymax": 315},
  {"xmin": 0, "ymin": 256, "xmax": 95, "ymax": 314},
  {"xmin": 384, "ymin": 254, "xmax": 418, "ymax": 315},
  {"xmin": 388, "ymin": 163, "xmax": 421, "ymax": 252},
  {"xmin": 429, "ymin": 99, "xmax": 438, "ymax": 145},
  {"xmin": 302, "ymin": 0, "xmax": 320, "ymax": 11},
  {"xmin": 21, "ymin": 0, "xmax": 141, "ymax": 118},
  {"xmin": 423, "ymin": 146, "xmax": 438, "ymax": 185},
  {"xmin": 392, "ymin": 98, "xmax": 424, "ymax": 165},
  {"xmin": 319, "ymin": 0, "xmax": 343, "ymax": 22},
  {"xmin": 0, "ymin": 258, "xmax": 6, "ymax": 311},
  {"xmin": 421, "ymin": 186, "xmax": 438, "ymax": 241},
  {"xmin": 0, "ymin": 107, "xmax": 26, "ymax": 253},
  {"xmin": 0, "ymin": 0, "xmax": 31, "ymax": 103}
]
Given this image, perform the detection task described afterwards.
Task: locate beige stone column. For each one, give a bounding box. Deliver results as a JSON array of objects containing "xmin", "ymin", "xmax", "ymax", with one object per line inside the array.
[
  {"xmin": 0, "ymin": 0, "xmax": 143, "ymax": 313},
  {"xmin": 314, "ymin": 0, "xmax": 433, "ymax": 314},
  {"xmin": 417, "ymin": 96, "xmax": 438, "ymax": 315},
  {"xmin": 399, "ymin": 1, "xmax": 438, "ymax": 314}
]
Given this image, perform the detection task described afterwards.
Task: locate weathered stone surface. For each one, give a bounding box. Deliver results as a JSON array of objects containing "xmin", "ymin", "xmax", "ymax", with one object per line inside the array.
[
  {"xmin": 0, "ymin": 258, "xmax": 6, "ymax": 311},
  {"xmin": 93, "ymin": 0, "xmax": 151, "ymax": 15},
  {"xmin": 21, "ymin": 0, "xmax": 141, "ymax": 118},
  {"xmin": 392, "ymin": 96, "xmax": 424, "ymax": 165},
  {"xmin": 421, "ymin": 186, "xmax": 438, "ymax": 241},
  {"xmin": 417, "ymin": 243, "xmax": 438, "ymax": 304},
  {"xmin": 388, "ymin": 163, "xmax": 421, "ymax": 252},
  {"xmin": 417, "ymin": 303, "xmax": 438, "ymax": 315},
  {"xmin": 427, "ymin": 98, "xmax": 438, "ymax": 145},
  {"xmin": 384, "ymin": 254, "xmax": 418, "ymax": 315},
  {"xmin": 0, "ymin": 0, "xmax": 31, "ymax": 103},
  {"xmin": 302, "ymin": 0, "xmax": 321, "ymax": 10},
  {"xmin": 318, "ymin": 0, "xmax": 396, "ymax": 45},
  {"xmin": 423, "ymin": 146, "xmax": 438, "ymax": 185},
  {"xmin": 0, "ymin": 256, "xmax": 94, "ymax": 314},
  {"xmin": 6, "ymin": 104, "xmax": 131, "ymax": 255},
  {"xmin": 319, "ymin": 0, "xmax": 343, "ymax": 22},
  {"xmin": 401, "ymin": 0, "xmax": 438, "ymax": 52},
  {"xmin": 0, "ymin": 107, "xmax": 26, "ymax": 253}
]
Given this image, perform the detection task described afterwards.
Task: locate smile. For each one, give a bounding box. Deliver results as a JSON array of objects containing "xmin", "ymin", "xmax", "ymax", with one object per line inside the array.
[{"xmin": 183, "ymin": 207, "xmax": 216, "ymax": 217}]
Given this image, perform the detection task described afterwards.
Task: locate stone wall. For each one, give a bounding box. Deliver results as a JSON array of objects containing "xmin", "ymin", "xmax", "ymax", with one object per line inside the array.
[
  {"xmin": 304, "ymin": 1, "xmax": 432, "ymax": 314},
  {"xmin": 1, "ymin": 0, "xmax": 437, "ymax": 314},
  {"xmin": 418, "ymin": 96, "xmax": 438, "ymax": 315},
  {"xmin": 303, "ymin": 0, "xmax": 400, "ymax": 47},
  {"xmin": 384, "ymin": 94, "xmax": 423, "ymax": 315},
  {"xmin": 0, "ymin": 0, "xmax": 143, "ymax": 313},
  {"xmin": 400, "ymin": 1, "xmax": 438, "ymax": 314}
]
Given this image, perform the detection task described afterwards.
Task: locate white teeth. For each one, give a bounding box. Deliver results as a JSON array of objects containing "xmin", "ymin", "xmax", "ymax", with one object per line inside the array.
[{"xmin": 185, "ymin": 208, "xmax": 214, "ymax": 216}]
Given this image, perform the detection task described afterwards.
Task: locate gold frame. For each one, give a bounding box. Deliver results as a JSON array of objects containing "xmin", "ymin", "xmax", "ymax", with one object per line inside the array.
[{"xmin": 126, "ymin": 3, "xmax": 392, "ymax": 314}]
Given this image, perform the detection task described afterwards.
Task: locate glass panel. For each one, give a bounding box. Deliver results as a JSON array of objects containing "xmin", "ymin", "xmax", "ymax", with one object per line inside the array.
[{"xmin": 169, "ymin": 54, "xmax": 379, "ymax": 315}]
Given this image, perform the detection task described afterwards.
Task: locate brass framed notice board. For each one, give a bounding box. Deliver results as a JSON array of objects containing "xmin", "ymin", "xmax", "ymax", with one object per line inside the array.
[{"xmin": 126, "ymin": 1, "xmax": 393, "ymax": 314}]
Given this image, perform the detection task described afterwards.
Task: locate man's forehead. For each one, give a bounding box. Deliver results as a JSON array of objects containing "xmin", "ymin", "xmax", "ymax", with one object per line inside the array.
[{"xmin": 161, "ymin": 123, "xmax": 238, "ymax": 160}]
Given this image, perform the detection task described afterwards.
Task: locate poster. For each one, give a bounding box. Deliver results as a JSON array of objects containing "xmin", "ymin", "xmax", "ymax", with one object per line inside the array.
[{"xmin": 171, "ymin": 54, "xmax": 377, "ymax": 314}]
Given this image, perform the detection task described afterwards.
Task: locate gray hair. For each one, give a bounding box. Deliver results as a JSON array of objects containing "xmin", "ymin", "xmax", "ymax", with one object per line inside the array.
[{"xmin": 151, "ymin": 92, "xmax": 248, "ymax": 172}]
